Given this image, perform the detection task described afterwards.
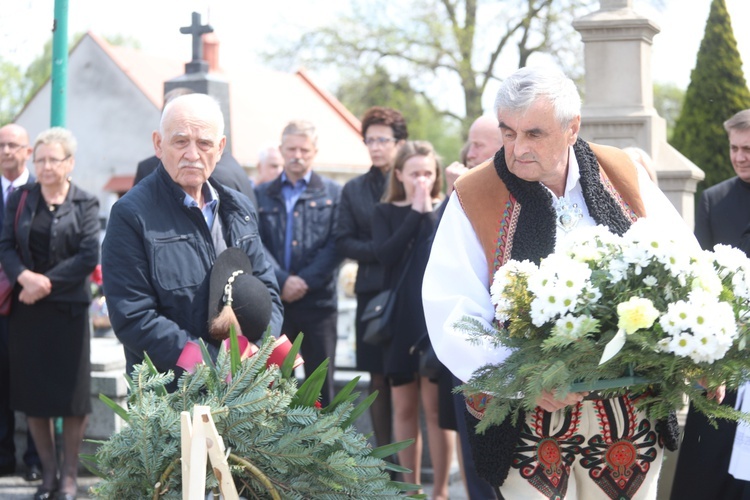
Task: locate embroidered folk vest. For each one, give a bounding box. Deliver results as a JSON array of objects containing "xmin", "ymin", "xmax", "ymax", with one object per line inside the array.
[{"xmin": 454, "ymin": 140, "xmax": 646, "ymax": 285}]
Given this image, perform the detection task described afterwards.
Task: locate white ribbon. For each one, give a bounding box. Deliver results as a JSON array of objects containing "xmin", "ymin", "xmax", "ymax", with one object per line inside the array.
[
  {"xmin": 729, "ymin": 382, "xmax": 750, "ymax": 481},
  {"xmin": 599, "ymin": 328, "xmax": 627, "ymax": 365}
]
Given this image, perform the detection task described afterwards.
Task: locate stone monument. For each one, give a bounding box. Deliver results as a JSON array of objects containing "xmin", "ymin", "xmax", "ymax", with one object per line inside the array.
[{"xmin": 573, "ymin": 0, "xmax": 704, "ymax": 229}]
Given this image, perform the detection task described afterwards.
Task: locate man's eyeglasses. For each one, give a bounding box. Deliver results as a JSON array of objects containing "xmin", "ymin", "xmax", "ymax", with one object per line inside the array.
[
  {"xmin": 0, "ymin": 143, "xmax": 27, "ymax": 152},
  {"xmin": 364, "ymin": 137, "xmax": 397, "ymax": 147},
  {"xmin": 33, "ymin": 155, "xmax": 71, "ymax": 167}
]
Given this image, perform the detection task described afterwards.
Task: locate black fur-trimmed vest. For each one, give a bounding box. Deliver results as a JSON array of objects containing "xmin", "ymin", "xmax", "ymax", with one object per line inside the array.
[{"xmin": 452, "ymin": 138, "xmax": 679, "ymax": 487}]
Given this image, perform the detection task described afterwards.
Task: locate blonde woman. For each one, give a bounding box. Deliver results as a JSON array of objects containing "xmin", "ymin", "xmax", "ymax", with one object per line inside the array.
[{"xmin": 0, "ymin": 127, "xmax": 99, "ymax": 500}]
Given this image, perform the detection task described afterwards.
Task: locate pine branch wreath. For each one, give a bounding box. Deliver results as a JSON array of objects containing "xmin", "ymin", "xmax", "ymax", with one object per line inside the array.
[{"xmin": 83, "ymin": 332, "xmax": 420, "ymax": 499}]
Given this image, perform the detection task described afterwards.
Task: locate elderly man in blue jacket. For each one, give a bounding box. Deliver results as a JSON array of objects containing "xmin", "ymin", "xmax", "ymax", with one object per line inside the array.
[
  {"xmin": 102, "ymin": 94, "xmax": 283, "ymax": 381},
  {"xmin": 255, "ymin": 120, "xmax": 342, "ymax": 406}
]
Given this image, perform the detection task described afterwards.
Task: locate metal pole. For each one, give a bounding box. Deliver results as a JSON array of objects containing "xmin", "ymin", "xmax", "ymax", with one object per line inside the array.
[
  {"xmin": 51, "ymin": 0, "xmax": 69, "ymax": 453},
  {"xmin": 50, "ymin": 0, "xmax": 69, "ymax": 127}
]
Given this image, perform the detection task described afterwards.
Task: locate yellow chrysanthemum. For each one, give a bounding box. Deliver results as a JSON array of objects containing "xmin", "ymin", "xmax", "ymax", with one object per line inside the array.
[{"xmin": 617, "ymin": 296, "xmax": 660, "ymax": 334}]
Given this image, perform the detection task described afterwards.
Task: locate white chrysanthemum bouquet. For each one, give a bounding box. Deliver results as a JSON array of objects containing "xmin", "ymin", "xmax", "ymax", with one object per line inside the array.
[{"xmin": 457, "ymin": 219, "xmax": 750, "ymax": 430}]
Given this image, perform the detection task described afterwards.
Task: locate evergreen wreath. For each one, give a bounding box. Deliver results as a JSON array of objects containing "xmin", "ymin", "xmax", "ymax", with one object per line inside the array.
[{"xmin": 83, "ymin": 331, "xmax": 419, "ymax": 499}]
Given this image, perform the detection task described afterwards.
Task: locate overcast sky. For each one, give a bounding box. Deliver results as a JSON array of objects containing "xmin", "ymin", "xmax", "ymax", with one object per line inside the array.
[{"xmin": 2, "ymin": 0, "xmax": 748, "ymax": 108}]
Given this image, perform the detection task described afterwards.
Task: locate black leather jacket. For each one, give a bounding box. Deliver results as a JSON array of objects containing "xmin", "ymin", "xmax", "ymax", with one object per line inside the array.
[
  {"xmin": 334, "ymin": 166, "xmax": 388, "ymax": 294},
  {"xmin": 255, "ymin": 172, "xmax": 343, "ymax": 310}
]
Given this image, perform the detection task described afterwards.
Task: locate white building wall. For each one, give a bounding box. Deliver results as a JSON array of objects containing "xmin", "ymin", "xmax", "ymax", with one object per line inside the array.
[{"xmin": 15, "ymin": 36, "xmax": 161, "ymax": 215}]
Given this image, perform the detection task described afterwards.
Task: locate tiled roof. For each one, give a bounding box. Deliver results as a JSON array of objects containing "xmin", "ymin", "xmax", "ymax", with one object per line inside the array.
[{"xmin": 87, "ymin": 31, "xmax": 370, "ymax": 170}]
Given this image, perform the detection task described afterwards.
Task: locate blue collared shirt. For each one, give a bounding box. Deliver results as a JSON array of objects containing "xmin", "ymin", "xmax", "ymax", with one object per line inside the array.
[
  {"xmin": 280, "ymin": 171, "xmax": 312, "ymax": 270},
  {"xmin": 183, "ymin": 182, "xmax": 219, "ymax": 228}
]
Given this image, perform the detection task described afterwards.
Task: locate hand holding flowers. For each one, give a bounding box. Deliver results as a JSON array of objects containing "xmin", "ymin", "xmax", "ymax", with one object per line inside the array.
[{"xmin": 456, "ymin": 219, "xmax": 750, "ymax": 431}]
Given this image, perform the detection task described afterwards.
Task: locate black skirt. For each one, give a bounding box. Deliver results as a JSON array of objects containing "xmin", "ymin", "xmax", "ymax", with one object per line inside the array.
[{"xmin": 9, "ymin": 299, "xmax": 91, "ymax": 417}]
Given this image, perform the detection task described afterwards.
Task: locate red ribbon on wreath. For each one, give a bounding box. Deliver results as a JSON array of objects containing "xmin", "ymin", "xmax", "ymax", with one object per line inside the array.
[{"xmin": 176, "ymin": 334, "xmax": 304, "ymax": 374}]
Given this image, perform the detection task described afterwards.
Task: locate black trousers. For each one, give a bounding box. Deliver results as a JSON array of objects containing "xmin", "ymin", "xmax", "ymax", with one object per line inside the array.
[
  {"xmin": 0, "ymin": 316, "xmax": 39, "ymax": 470},
  {"xmin": 452, "ymin": 375, "xmax": 498, "ymax": 500},
  {"xmin": 670, "ymin": 391, "xmax": 750, "ymax": 500},
  {"xmin": 282, "ymin": 307, "xmax": 338, "ymax": 407}
]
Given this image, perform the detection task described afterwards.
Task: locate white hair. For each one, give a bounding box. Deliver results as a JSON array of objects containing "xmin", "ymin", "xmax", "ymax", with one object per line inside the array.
[
  {"xmin": 160, "ymin": 93, "xmax": 225, "ymax": 137},
  {"xmin": 34, "ymin": 127, "xmax": 77, "ymax": 157},
  {"xmin": 257, "ymin": 145, "xmax": 280, "ymax": 164},
  {"xmin": 494, "ymin": 66, "xmax": 581, "ymax": 128}
]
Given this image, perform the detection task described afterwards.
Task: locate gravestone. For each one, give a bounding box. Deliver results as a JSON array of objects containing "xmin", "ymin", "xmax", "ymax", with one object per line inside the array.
[
  {"xmin": 573, "ymin": 0, "xmax": 704, "ymax": 230},
  {"xmin": 164, "ymin": 11, "xmax": 233, "ymax": 152}
]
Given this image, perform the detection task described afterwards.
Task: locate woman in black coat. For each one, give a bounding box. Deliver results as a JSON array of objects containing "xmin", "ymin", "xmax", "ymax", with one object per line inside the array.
[
  {"xmin": 334, "ymin": 107, "xmax": 408, "ymax": 448},
  {"xmin": 0, "ymin": 127, "xmax": 99, "ymax": 500}
]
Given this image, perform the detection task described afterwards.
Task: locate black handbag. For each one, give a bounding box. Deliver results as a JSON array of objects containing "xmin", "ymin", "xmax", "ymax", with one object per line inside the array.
[
  {"xmin": 361, "ymin": 289, "xmax": 395, "ymax": 346},
  {"xmin": 0, "ymin": 190, "xmax": 28, "ymax": 317},
  {"xmin": 361, "ymin": 249, "xmax": 414, "ymax": 347},
  {"xmin": 0, "ymin": 268, "xmax": 12, "ymax": 316}
]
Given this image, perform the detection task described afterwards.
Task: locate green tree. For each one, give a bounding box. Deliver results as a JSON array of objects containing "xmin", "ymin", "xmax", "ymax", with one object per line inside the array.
[
  {"xmin": 0, "ymin": 58, "xmax": 30, "ymax": 124},
  {"xmin": 670, "ymin": 0, "xmax": 750, "ymax": 190},
  {"xmin": 267, "ymin": 0, "xmax": 595, "ymax": 138},
  {"xmin": 24, "ymin": 33, "xmax": 90, "ymax": 101},
  {"xmin": 336, "ymin": 65, "xmax": 463, "ymax": 161},
  {"xmin": 1, "ymin": 33, "xmax": 138, "ymax": 124},
  {"xmin": 653, "ymin": 82, "xmax": 684, "ymax": 141}
]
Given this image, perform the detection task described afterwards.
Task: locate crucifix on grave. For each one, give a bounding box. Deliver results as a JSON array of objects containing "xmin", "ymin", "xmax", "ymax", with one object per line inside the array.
[
  {"xmin": 180, "ymin": 11, "xmax": 214, "ymax": 74},
  {"xmin": 166, "ymin": 10, "xmax": 233, "ymax": 150}
]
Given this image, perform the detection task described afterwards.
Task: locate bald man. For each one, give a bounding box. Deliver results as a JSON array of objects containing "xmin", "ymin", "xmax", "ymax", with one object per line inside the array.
[
  {"xmin": 445, "ymin": 115, "xmax": 503, "ymax": 195},
  {"xmin": 103, "ymin": 95, "xmax": 283, "ymax": 384},
  {"xmin": 434, "ymin": 114, "xmax": 503, "ymax": 499},
  {"xmin": 0, "ymin": 124, "xmax": 40, "ymax": 480},
  {"xmin": 255, "ymin": 146, "xmax": 284, "ymax": 185}
]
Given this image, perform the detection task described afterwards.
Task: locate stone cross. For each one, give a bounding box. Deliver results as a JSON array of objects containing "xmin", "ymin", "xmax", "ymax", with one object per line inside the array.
[{"xmin": 180, "ymin": 11, "xmax": 214, "ymax": 73}]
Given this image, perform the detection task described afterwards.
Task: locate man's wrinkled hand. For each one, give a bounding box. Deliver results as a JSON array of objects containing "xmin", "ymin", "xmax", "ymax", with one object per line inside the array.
[
  {"xmin": 281, "ymin": 275, "xmax": 308, "ymax": 303},
  {"xmin": 697, "ymin": 378, "xmax": 726, "ymax": 404},
  {"xmin": 535, "ymin": 389, "xmax": 589, "ymax": 413}
]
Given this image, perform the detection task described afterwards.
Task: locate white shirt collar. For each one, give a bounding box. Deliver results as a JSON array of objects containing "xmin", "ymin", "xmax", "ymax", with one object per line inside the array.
[
  {"xmin": 2, "ymin": 169, "xmax": 30, "ymax": 193},
  {"xmin": 539, "ymin": 146, "xmax": 594, "ymax": 244},
  {"xmin": 563, "ymin": 145, "xmax": 581, "ymax": 197}
]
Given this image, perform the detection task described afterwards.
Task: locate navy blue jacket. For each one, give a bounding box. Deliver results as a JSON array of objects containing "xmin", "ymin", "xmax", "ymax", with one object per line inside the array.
[
  {"xmin": 255, "ymin": 171, "xmax": 342, "ymax": 311},
  {"xmin": 102, "ymin": 165, "xmax": 283, "ymax": 375}
]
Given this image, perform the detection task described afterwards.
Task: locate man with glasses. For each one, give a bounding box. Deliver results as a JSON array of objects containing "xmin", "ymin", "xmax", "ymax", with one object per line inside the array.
[
  {"xmin": 0, "ymin": 124, "xmax": 41, "ymax": 481},
  {"xmin": 255, "ymin": 120, "xmax": 343, "ymax": 406}
]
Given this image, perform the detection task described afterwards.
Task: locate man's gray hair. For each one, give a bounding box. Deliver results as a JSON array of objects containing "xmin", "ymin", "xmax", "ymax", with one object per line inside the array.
[
  {"xmin": 160, "ymin": 93, "xmax": 225, "ymax": 137},
  {"xmin": 34, "ymin": 127, "xmax": 77, "ymax": 157},
  {"xmin": 724, "ymin": 109, "xmax": 750, "ymax": 133},
  {"xmin": 494, "ymin": 66, "xmax": 581, "ymax": 128},
  {"xmin": 281, "ymin": 120, "xmax": 318, "ymax": 146}
]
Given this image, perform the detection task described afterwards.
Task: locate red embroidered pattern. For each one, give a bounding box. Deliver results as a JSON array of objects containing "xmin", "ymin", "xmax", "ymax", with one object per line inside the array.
[
  {"xmin": 601, "ymin": 173, "xmax": 639, "ymax": 222},
  {"xmin": 511, "ymin": 403, "xmax": 585, "ymax": 498},
  {"xmin": 510, "ymin": 397, "xmax": 659, "ymax": 499},
  {"xmin": 580, "ymin": 397, "xmax": 659, "ymax": 499},
  {"xmin": 465, "ymin": 392, "xmax": 492, "ymax": 420},
  {"xmin": 494, "ymin": 196, "xmax": 519, "ymax": 271}
]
